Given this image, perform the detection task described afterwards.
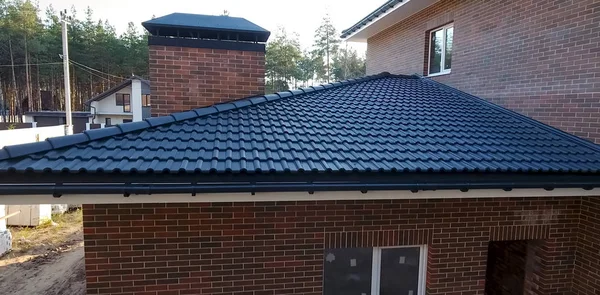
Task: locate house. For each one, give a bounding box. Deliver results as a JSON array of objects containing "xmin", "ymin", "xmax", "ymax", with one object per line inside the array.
[
  {"xmin": 2, "ymin": 72, "xmax": 600, "ymax": 295},
  {"xmin": 85, "ymin": 76, "xmax": 152, "ymax": 126},
  {"xmin": 341, "ymin": 0, "xmax": 600, "ymax": 144},
  {"xmin": 0, "ymin": 7, "xmax": 598, "ymax": 295},
  {"xmin": 22, "ymin": 111, "xmax": 93, "ymax": 134}
]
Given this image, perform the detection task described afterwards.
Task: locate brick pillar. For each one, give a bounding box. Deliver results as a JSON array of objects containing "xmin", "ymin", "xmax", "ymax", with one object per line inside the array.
[
  {"xmin": 524, "ymin": 237, "xmax": 576, "ymax": 295},
  {"xmin": 573, "ymin": 196, "xmax": 600, "ymax": 294},
  {"xmin": 427, "ymin": 236, "xmax": 488, "ymax": 294}
]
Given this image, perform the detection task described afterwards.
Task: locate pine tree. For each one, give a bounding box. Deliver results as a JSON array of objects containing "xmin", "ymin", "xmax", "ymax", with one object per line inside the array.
[{"xmin": 313, "ymin": 15, "xmax": 340, "ymax": 83}]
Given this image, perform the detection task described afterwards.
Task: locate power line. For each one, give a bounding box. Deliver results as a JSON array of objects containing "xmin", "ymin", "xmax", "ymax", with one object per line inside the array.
[
  {"xmin": 71, "ymin": 62, "xmax": 122, "ymax": 83},
  {"xmin": 68, "ymin": 58, "xmax": 125, "ymax": 80}
]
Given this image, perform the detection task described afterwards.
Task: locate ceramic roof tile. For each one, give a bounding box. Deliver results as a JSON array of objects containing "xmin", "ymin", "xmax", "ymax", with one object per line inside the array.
[{"xmin": 2, "ymin": 73, "xmax": 600, "ymax": 175}]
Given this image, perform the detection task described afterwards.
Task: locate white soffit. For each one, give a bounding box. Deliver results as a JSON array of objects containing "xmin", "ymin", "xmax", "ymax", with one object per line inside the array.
[
  {"xmin": 0, "ymin": 188, "xmax": 597, "ymax": 204},
  {"xmin": 345, "ymin": 0, "xmax": 441, "ymax": 42}
]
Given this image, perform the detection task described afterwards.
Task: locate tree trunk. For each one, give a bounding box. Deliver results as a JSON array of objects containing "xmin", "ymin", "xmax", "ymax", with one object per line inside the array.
[
  {"xmin": 9, "ymin": 37, "xmax": 21, "ymax": 123},
  {"xmin": 36, "ymin": 60, "xmax": 41, "ymax": 110},
  {"xmin": 326, "ymin": 29, "xmax": 330, "ymax": 83},
  {"xmin": 51, "ymin": 67, "xmax": 56, "ymax": 111},
  {"xmin": 0, "ymin": 79, "xmax": 5, "ymax": 123},
  {"xmin": 25, "ymin": 36, "xmax": 32, "ymax": 112}
]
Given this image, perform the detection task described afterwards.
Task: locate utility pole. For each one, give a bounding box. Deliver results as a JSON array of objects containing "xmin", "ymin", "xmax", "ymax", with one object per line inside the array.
[{"xmin": 60, "ymin": 10, "xmax": 73, "ymax": 135}]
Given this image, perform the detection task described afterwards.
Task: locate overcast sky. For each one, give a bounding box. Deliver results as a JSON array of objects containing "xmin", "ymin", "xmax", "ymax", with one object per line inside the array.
[{"xmin": 35, "ymin": 0, "xmax": 381, "ymax": 52}]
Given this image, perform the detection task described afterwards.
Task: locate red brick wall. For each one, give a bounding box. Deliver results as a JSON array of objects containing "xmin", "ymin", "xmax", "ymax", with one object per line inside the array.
[
  {"xmin": 82, "ymin": 197, "xmax": 587, "ymax": 295},
  {"xmin": 367, "ymin": 0, "xmax": 600, "ymax": 143},
  {"xmin": 573, "ymin": 196, "xmax": 600, "ymax": 294},
  {"xmin": 149, "ymin": 46, "xmax": 265, "ymax": 117}
]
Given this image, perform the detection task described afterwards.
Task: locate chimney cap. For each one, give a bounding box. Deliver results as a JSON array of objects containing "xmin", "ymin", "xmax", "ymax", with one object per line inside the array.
[{"xmin": 142, "ymin": 13, "xmax": 270, "ymax": 43}]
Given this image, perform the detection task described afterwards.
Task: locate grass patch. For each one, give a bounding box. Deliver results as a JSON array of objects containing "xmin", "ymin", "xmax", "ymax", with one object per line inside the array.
[{"xmin": 7, "ymin": 209, "xmax": 83, "ymax": 257}]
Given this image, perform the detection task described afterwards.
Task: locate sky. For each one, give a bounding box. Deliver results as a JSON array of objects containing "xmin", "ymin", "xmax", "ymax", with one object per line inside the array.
[{"xmin": 35, "ymin": 0, "xmax": 382, "ymax": 53}]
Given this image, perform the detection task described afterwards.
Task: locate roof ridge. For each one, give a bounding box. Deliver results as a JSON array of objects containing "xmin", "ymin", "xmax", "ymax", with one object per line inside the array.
[
  {"xmin": 0, "ymin": 72, "xmax": 393, "ymax": 161},
  {"xmin": 418, "ymin": 76, "xmax": 600, "ymax": 153}
]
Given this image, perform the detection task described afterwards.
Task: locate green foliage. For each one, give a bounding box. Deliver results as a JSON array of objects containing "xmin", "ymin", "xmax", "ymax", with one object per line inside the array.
[
  {"xmin": 265, "ymin": 14, "xmax": 365, "ymax": 93},
  {"xmin": 333, "ymin": 47, "xmax": 366, "ymax": 80},
  {"xmin": 312, "ymin": 15, "xmax": 340, "ymax": 83},
  {"xmin": 0, "ymin": 1, "xmax": 148, "ymax": 121},
  {"xmin": 265, "ymin": 27, "xmax": 302, "ymax": 93}
]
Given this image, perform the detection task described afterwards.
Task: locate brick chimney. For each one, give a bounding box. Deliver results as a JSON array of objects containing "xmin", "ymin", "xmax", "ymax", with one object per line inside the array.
[{"xmin": 142, "ymin": 13, "xmax": 270, "ymax": 116}]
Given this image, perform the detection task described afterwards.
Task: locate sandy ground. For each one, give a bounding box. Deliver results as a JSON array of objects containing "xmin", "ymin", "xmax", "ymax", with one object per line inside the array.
[{"xmin": 0, "ymin": 211, "xmax": 86, "ymax": 295}]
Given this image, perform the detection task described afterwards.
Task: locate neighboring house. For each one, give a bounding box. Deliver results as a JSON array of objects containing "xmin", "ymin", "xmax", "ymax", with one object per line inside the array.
[
  {"xmin": 0, "ymin": 9, "xmax": 599, "ymax": 295},
  {"xmin": 23, "ymin": 111, "xmax": 92, "ymax": 134},
  {"xmin": 341, "ymin": 0, "xmax": 600, "ymax": 144},
  {"xmin": 86, "ymin": 76, "xmax": 151, "ymax": 126}
]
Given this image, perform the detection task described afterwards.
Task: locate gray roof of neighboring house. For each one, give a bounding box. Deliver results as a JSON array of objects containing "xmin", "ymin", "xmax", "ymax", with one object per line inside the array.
[
  {"xmin": 341, "ymin": 0, "xmax": 403, "ymax": 38},
  {"xmin": 85, "ymin": 76, "xmax": 150, "ymax": 104},
  {"xmin": 142, "ymin": 13, "xmax": 270, "ymax": 42},
  {"xmin": 24, "ymin": 111, "xmax": 92, "ymax": 118},
  {"xmin": 2, "ymin": 73, "xmax": 600, "ymax": 195}
]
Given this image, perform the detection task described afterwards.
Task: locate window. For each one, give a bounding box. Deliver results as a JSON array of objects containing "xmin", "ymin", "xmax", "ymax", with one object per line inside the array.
[
  {"xmin": 428, "ymin": 23, "xmax": 453, "ymax": 76},
  {"xmin": 142, "ymin": 94, "xmax": 151, "ymax": 107},
  {"xmin": 123, "ymin": 119, "xmax": 132, "ymax": 123},
  {"xmin": 116, "ymin": 93, "xmax": 131, "ymax": 112},
  {"xmin": 116, "ymin": 93, "xmax": 125, "ymax": 106},
  {"xmin": 105, "ymin": 118, "xmax": 111, "ymax": 126},
  {"xmin": 324, "ymin": 246, "xmax": 426, "ymax": 295}
]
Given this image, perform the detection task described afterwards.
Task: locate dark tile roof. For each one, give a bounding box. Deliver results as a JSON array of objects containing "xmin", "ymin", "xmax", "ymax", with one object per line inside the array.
[
  {"xmin": 142, "ymin": 13, "xmax": 270, "ymax": 42},
  {"xmin": 85, "ymin": 76, "xmax": 150, "ymax": 104},
  {"xmin": 2, "ymin": 72, "xmax": 600, "ymax": 182},
  {"xmin": 341, "ymin": 0, "xmax": 402, "ymax": 38}
]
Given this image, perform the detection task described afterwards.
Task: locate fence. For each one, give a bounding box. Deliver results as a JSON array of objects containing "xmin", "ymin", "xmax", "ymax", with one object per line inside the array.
[{"xmin": 0, "ymin": 125, "xmax": 66, "ymax": 148}]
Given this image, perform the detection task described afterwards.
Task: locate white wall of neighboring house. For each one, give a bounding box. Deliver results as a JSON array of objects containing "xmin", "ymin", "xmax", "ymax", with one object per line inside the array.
[
  {"xmin": 94, "ymin": 114, "xmax": 134, "ymax": 125},
  {"xmin": 91, "ymin": 85, "xmax": 134, "ymax": 115},
  {"xmin": 131, "ymin": 79, "xmax": 143, "ymax": 122},
  {"xmin": 90, "ymin": 81, "xmax": 144, "ymax": 125}
]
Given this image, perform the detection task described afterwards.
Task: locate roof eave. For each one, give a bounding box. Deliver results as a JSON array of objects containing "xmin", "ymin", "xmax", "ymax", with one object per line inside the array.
[
  {"xmin": 342, "ymin": 0, "xmax": 441, "ymax": 42},
  {"xmin": 1, "ymin": 171, "xmax": 600, "ymax": 196},
  {"xmin": 0, "ymin": 177, "xmax": 599, "ymax": 196}
]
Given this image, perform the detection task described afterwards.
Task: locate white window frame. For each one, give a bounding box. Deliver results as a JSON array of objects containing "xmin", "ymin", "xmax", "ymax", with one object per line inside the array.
[
  {"xmin": 427, "ymin": 23, "xmax": 454, "ymax": 77},
  {"xmin": 371, "ymin": 245, "xmax": 427, "ymax": 295}
]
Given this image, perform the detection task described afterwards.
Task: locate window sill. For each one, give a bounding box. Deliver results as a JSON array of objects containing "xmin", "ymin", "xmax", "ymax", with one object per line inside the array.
[{"xmin": 427, "ymin": 70, "xmax": 451, "ymax": 77}]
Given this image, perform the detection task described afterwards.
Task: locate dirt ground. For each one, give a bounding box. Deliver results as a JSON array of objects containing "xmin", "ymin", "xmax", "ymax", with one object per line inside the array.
[{"xmin": 0, "ymin": 210, "xmax": 86, "ymax": 295}]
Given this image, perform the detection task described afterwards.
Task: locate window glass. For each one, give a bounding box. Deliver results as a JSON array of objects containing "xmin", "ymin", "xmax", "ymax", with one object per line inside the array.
[
  {"xmin": 444, "ymin": 27, "xmax": 453, "ymax": 70},
  {"xmin": 123, "ymin": 119, "xmax": 132, "ymax": 123},
  {"xmin": 123, "ymin": 94, "xmax": 131, "ymax": 112},
  {"xmin": 143, "ymin": 95, "xmax": 151, "ymax": 107},
  {"xmin": 116, "ymin": 93, "xmax": 124, "ymax": 106},
  {"xmin": 323, "ymin": 248, "xmax": 373, "ymax": 295},
  {"xmin": 105, "ymin": 118, "xmax": 111, "ymax": 126},
  {"xmin": 429, "ymin": 29, "xmax": 443, "ymax": 74},
  {"xmin": 379, "ymin": 247, "xmax": 421, "ymax": 295}
]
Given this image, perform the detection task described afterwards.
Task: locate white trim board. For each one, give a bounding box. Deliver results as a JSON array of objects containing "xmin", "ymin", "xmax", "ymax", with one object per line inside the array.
[
  {"xmin": 0, "ymin": 188, "xmax": 597, "ymax": 204},
  {"xmin": 370, "ymin": 245, "xmax": 427, "ymax": 295},
  {"xmin": 345, "ymin": 0, "xmax": 441, "ymax": 42}
]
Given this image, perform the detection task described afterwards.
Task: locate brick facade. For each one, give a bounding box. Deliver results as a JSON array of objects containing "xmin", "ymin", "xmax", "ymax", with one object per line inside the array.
[
  {"xmin": 149, "ymin": 46, "xmax": 265, "ymax": 116},
  {"xmin": 81, "ymin": 196, "xmax": 600, "ymax": 295},
  {"xmin": 366, "ymin": 0, "xmax": 600, "ymax": 143}
]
